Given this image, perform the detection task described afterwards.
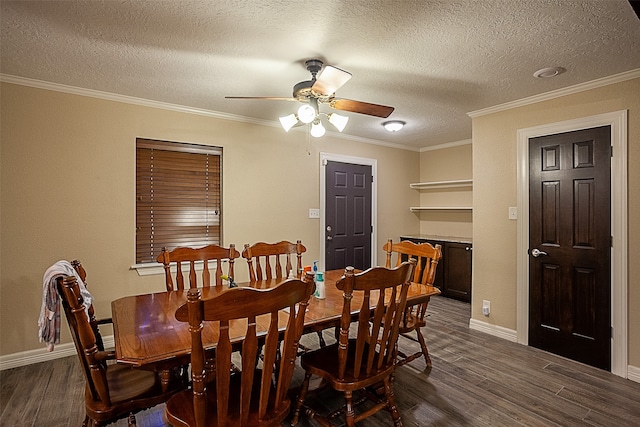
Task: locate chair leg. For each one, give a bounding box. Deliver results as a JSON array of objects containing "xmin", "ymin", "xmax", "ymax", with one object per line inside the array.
[
  {"xmin": 415, "ymin": 328, "xmax": 432, "ymax": 368},
  {"xmin": 316, "ymin": 330, "xmax": 326, "ymax": 347},
  {"xmin": 344, "ymin": 390, "xmax": 356, "ymax": 427},
  {"xmin": 384, "ymin": 376, "xmax": 402, "ymax": 426},
  {"xmin": 128, "ymin": 413, "xmax": 137, "ymax": 426},
  {"xmin": 291, "ymin": 371, "xmax": 312, "ymax": 426}
]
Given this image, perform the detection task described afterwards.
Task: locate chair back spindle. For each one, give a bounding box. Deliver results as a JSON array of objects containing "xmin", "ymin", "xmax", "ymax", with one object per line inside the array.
[
  {"xmin": 384, "ymin": 238, "xmax": 442, "ymax": 286},
  {"xmin": 157, "ymin": 244, "xmax": 240, "ymax": 291},
  {"xmin": 242, "ymin": 240, "xmax": 306, "ymax": 282}
]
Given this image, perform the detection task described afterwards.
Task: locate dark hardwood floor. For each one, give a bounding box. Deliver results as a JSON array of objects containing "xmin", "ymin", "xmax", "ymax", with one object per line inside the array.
[{"xmin": 2, "ymin": 295, "xmax": 640, "ymax": 426}]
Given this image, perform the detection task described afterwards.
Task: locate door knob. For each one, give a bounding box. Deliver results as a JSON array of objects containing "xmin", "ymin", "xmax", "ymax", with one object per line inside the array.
[{"xmin": 530, "ymin": 248, "xmax": 548, "ymax": 257}]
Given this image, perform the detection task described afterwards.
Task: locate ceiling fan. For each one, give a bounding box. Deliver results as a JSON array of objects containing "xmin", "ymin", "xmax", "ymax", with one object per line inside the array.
[{"xmin": 225, "ymin": 59, "xmax": 395, "ymax": 135}]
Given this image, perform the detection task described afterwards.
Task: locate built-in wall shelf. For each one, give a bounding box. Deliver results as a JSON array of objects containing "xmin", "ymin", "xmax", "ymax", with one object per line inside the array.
[
  {"xmin": 409, "ymin": 179, "xmax": 473, "ymax": 190},
  {"xmin": 410, "ymin": 206, "xmax": 473, "ymax": 212}
]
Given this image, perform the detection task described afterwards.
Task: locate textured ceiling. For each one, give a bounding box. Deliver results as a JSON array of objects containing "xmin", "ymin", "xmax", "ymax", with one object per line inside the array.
[{"xmin": 2, "ymin": 0, "xmax": 639, "ymax": 149}]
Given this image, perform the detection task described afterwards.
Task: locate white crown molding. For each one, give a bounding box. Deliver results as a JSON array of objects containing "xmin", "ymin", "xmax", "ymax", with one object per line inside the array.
[
  {"xmin": 420, "ymin": 138, "xmax": 472, "ymax": 152},
  {"xmin": 0, "ymin": 73, "xmax": 263, "ymax": 123},
  {"xmin": 468, "ymin": 68, "xmax": 640, "ymax": 118},
  {"xmin": 0, "ymin": 74, "xmax": 419, "ymax": 152}
]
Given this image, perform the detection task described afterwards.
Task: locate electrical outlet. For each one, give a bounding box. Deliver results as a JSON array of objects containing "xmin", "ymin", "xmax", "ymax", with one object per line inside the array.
[
  {"xmin": 308, "ymin": 208, "xmax": 320, "ymax": 219},
  {"xmin": 508, "ymin": 207, "xmax": 518, "ymax": 220},
  {"xmin": 482, "ymin": 300, "xmax": 491, "ymax": 316}
]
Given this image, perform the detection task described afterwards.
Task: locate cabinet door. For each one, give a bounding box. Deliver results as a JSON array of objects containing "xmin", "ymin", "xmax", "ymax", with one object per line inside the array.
[{"xmin": 443, "ymin": 242, "xmax": 472, "ymax": 302}]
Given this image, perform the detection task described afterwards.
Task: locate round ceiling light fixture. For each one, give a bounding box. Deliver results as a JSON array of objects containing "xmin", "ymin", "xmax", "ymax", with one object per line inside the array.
[
  {"xmin": 533, "ymin": 66, "xmax": 566, "ymax": 79},
  {"xmin": 382, "ymin": 120, "xmax": 405, "ymax": 132}
]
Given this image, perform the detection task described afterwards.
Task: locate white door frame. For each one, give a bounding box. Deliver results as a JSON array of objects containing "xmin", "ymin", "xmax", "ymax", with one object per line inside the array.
[
  {"xmin": 516, "ymin": 110, "xmax": 628, "ymax": 377},
  {"xmin": 319, "ymin": 152, "xmax": 378, "ymax": 271}
]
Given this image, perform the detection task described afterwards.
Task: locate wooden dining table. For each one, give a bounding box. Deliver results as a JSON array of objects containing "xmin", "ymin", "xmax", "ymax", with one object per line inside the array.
[{"xmin": 111, "ymin": 269, "xmax": 440, "ymax": 372}]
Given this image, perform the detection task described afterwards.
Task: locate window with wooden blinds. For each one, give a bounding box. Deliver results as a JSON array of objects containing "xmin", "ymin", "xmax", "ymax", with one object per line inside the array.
[{"xmin": 136, "ymin": 138, "xmax": 222, "ymax": 264}]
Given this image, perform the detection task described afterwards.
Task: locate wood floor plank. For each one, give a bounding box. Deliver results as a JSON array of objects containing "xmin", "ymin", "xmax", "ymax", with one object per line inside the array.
[
  {"xmin": 400, "ymin": 359, "xmax": 562, "ymax": 427},
  {"xmin": 0, "ymin": 363, "xmax": 48, "ymax": 426},
  {"xmin": 34, "ymin": 357, "xmax": 82, "ymax": 426}
]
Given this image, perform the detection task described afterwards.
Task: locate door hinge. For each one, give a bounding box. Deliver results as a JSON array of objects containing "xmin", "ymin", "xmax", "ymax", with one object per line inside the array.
[
  {"xmin": 322, "ymin": 159, "xmax": 328, "ymax": 166},
  {"xmin": 611, "ymin": 326, "xmax": 614, "ymax": 338},
  {"xmin": 610, "ymin": 235, "xmax": 614, "ymax": 247},
  {"xmin": 610, "ymin": 146, "xmax": 613, "ymax": 157}
]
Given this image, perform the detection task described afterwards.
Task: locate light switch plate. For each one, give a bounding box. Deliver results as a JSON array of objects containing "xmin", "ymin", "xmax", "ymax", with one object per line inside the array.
[
  {"xmin": 308, "ymin": 208, "xmax": 320, "ymax": 219},
  {"xmin": 508, "ymin": 207, "xmax": 518, "ymax": 220}
]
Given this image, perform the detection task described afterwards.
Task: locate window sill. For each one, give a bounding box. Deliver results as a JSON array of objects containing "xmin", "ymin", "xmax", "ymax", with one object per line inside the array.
[{"xmin": 131, "ymin": 263, "xmax": 165, "ymax": 276}]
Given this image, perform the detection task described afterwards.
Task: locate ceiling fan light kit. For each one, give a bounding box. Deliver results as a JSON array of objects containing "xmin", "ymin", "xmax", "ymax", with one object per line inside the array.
[
  {"xmin": 279, "ymin": 113, "xmax": 298, "ymax": 132},
  {"xmin": 310, "ymin": 119, "xmax": 326, "ymax": 138},
  {"xmin": 383, "ymin": 120, "xmax": 405, "ymax": 132},
  {"xmin": 297, "ymin": 104, "xmax": 316, "ymax": 124},
  {"xmin": 328, "ymin": 112, "xmax": 349, "ymax": 132},
  {"xmin": 227, "ymin": 59, "xmax": 395, "ymax": 138}
]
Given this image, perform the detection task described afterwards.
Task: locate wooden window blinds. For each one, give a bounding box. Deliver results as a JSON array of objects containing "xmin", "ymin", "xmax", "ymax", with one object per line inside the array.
[{"xmin": 136, "ymin": 138, "xmax": 222, "ymax": 264}]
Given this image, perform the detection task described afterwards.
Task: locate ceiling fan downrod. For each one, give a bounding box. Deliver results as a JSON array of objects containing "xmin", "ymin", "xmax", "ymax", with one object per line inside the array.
[{"xmin": 305, "ymin": 59, "xmax": 324, "ymax": 81}]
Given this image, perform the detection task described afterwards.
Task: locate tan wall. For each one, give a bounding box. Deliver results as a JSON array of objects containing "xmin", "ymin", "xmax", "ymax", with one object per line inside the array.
[
  {"xmin": 418, "ymin": 143, "xmax": 473, "ymax": 238},
  {"xmin": 472, "ymin": 77, "xmax": 640, "ymax": 367},
  {"xmin": 0, "ymin": 82, "xmax": 420, "ymax": 356}
]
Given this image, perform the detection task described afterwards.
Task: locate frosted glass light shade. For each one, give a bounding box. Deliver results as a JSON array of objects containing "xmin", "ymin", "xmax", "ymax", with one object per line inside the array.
[
  {"xmin": 328, "ymin": 113, "xmax": 349, "ymax": 132},
  {"xmin": 297, "ymin": 104, "xmax": 316, "ymax": 124},
  {"xmin": 382, "ymin": 120, "xmax": 405, "ymax": 132},
  {"xmin": 279, "ymin": 114, "xmax": 298, "ymax": 132},
  {"xmin": 310, "ymin": 120, "xmax": 326, "ymax": 138}
]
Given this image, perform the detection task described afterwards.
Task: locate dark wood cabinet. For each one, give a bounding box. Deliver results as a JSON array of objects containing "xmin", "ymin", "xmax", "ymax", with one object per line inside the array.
[{"xmin": 400, "ymin": 235, "xmax": 472, "ymax": 303}]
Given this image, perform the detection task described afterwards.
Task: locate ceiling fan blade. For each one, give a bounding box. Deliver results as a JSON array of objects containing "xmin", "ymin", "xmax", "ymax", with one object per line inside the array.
[
  {"xmin": 312, "ymin": 66, "xmax": 352, "ymax": 96},
  {"xmin": 330, "ymin": 98, "xmax": 395, "ymax": 118},
  {"xmin": 225, "ymin": 96, "xmax": 297, "ymax": 101}
]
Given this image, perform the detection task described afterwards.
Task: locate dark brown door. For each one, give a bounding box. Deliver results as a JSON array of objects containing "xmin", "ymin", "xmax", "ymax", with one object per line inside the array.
[
  {"xmin": 528, "ymin": 126, "xmax": 611, "ymax": 370},
  {"xmin": 325, "ymin": 161, "xmax": 372, "ymax": 271}
]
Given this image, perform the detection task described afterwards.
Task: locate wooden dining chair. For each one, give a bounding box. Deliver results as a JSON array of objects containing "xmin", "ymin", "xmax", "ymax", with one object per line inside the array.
[
  {"xmin": 241, "ymin": 240, "xmax": 306, "ymax": 282},
  {"xmin": 157, "ymin": 244, "xmax": 241, "ymax": 291},
  {"xmin": 57, "ymin": 275, "xmax": 183, "ymax": 427},
  {"xmin": 291, "ymin": 259, "xmax": 416, "ymax": 427},
  {"xmin": 383, "ymin": 238, "xmax": 442, "ymax": 368},
  {"xmin": 242, "ymin": 240, "xmax": 326, "ymax": 350},
  {"xmin": 164, "ymin": 273, "xmax": 316, "ymax": 427}
]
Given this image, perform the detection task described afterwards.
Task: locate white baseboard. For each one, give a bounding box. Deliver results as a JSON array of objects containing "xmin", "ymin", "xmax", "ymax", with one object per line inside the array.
[
  {"xmin": 0, "ymin": 335, "xmax": 114, "ymax": 371},
  {"xmin": 627, "ymin": 365, "xmax": 640, "ymax": 383},
  {"xmin": 469, "ymin": 318, "xmax": 518, "ymax": 342}
]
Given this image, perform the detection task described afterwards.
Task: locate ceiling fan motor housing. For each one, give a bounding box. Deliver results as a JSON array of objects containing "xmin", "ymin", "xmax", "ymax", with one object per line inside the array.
[
  {"xmin": 293, "ymin": 59, "xmax": 325, "ymax": 101},
  {"xmin": 293, "ymin": 80, "xmax": 314, "ymax": 100}
]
